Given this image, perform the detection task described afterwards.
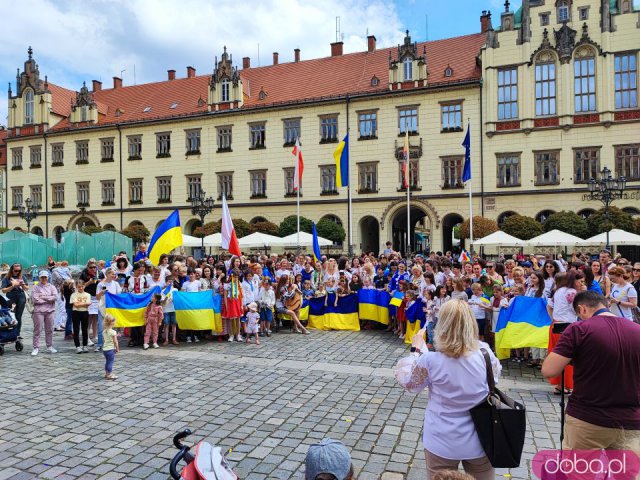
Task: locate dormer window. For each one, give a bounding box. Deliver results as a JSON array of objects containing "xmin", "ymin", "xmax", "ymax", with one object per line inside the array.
[
  {"xmin": 258, "ymin": 88, "xmax": 267, "ymax": 101},
  {"xmin": 444, "ymin": 66, "xmax": 453, "ymax": 77},
  {"xmin": 403, "ymin": 57, "xmax": 413, "ymax": 81},
  {"xmin": 557, "ymin": 1, "xmax": 570, "ymax": 22},
  {"xmin": 143, "ymin": 106, "xmax": 151, "ymax": 113},
  {"xmin": 370, "ymin": 76, "xmax": 379, "ymax": 87},
  {"xmin": 221, "ymin": 79, "xmax": 230, "ymax": 102},
  {"xmin": 24, "ymin": 89, "xmax": 34, "ymax": 125},
  {"xmin": 170, "ymin": 103, "xmax": 178, "ymax": 109}
]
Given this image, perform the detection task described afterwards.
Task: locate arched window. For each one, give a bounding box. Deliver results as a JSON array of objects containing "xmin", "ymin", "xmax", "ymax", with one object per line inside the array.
[
  {"xmin": 403, "ymin": 57, "xmax": 413, "ymax": 81},
  {"xmin": 497, "ymin": 211, "xmax": 517, "ymax": 227},
  {"xmin": 574, "ymin": 49, "xmax": 596, "ymax": 112},
  {"xmin": 535, "ymin": 210, "xmax": 555, "ymax": 224},
  {"xmin": 535, "ymin": 55, "xmax": 557, "ymax": 116},
  {"xmin": 24, "ymin": 89, "xmax": 34, "ymax": 125},
  {"xmin": 221, "ymin": 79, "xmax": 230, "ymax": 102}
]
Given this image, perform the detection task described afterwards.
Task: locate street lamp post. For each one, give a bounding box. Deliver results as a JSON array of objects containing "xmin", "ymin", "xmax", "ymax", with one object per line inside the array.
[
  {"xmin": 191, "ymin": 191, "xmax": 214, "ymax": 258},
  {"xmin": 585, "ymin": 166, "xmax": 627, "ymax": 251},
  {"xmin": 18, "ymin": 198, "xmax": 40, "ymax": 233}
]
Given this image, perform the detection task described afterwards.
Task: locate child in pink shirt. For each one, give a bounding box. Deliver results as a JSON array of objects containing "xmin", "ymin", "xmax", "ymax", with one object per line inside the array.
[{"xmin": 144, "ymin": 293, "xmax": 163, "ymax": 350}]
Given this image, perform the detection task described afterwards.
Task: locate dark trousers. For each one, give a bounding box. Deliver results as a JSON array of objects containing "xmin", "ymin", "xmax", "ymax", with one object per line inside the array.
[
  {"xmin": 65, "ymin": 304, "xmax": 74, "ymax": 336},
  {"xmin": 103, "ymin": 349, "xmax": 115, "ymax": 373},
  {"xmin": 13, "ymin": 297, "xmax": 25, "ymax": 337},
  {"xmin": 72, "ymin": 310, "xmax": 89, "ymax": 347},
  {"xmin": 130, "ymin": 326, "xmax": 144, "ymax": 346}
]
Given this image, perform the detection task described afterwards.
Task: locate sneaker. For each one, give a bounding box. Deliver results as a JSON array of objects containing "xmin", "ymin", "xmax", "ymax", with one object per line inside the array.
[
  {"xmin": 87, "ymin": 339, "xmax": 94, "ymax": 347},
  {"xmin": 94, "ymin": 346, "xmax": 102, "ymax": 352},
  {"xmin": 186, "ymin": 338, "xmax": 192, "ymax": 343},
  {"xmin": 31, "ymin": 348, "xmax": 39, "ymax": 356},
  {"xmin": 152, "ymin": 343, "xmax": 159, "ymax": 349},
  {"xmin": 399, "ymin": 334, "xmax": 405, "ymax": 340},
  {"xmin": 193, "ymin": 337, "xmax": 200, "ymax": 343},
  {"xmin": 82, "ymin": 346, "xmax": 88, "ymax": 353},
  {"xmin": 227, "ymin": 336, "xmax": 233, "ymax": 342},
  {"xmin": 47, "ymin": 346, "xmax": 58, "ymax": 354},
  {"xmin": 236, "ymin": 335, "xmax": 243, "ymax": 342},
  {"xmin": 143, "ymin": 343, "xmax": 149, "ymax": 350},
  {"xmin": 76, "ymin": 346, "xmax": 83, "ymax": 354}
]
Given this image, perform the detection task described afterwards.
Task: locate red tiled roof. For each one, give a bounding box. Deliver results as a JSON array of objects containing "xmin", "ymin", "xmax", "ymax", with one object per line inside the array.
[
  {"xmin": 48, "ymin": 33, "xmax": 485, "ymax": 132},
  {"xmin": 0, "ymin": 129, "xmax": 7, "ymax": 166},
  {"xmin": 48, "ymin": 83, "xmax": 75, "ymax": 117}
]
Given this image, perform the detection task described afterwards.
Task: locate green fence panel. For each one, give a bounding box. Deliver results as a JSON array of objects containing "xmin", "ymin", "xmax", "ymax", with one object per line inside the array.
[{"xmin": 0, "ymin": 230, "xmax": 26, "ymax": 242}]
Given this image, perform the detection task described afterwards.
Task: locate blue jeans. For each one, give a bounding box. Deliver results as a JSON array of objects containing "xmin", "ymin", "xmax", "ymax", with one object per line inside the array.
[
  {"xmin": 103, "ymin": 349, "xmax": 115, "ymax": 373},
  {"xmin": 97, "ymin": 308, "xmax": 104, "ymax": 348},
  {"xmin": 65, "ymin": 305, "xmax": 73, "ymax": 336},
  {"xmin": 426, "ymin": 321, "xmax": 436, "ymax": 346}
]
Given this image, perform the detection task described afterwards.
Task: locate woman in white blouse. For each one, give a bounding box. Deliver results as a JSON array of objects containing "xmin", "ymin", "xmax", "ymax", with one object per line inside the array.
[{"xmin": 395, "ymin": 300, "xmax": 500, "ymax": 479}]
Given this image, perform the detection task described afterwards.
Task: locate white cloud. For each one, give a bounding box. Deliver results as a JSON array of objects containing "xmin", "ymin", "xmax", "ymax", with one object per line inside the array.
[{"xmin": 1, "ymin": 0, "xmax": 406, "ymax": 124}]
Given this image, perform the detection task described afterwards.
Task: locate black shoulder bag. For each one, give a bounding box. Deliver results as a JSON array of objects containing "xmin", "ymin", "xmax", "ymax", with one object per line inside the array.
[{"xmin": 469, "ymin": 348, "xmax": 527, "ymax": 468}]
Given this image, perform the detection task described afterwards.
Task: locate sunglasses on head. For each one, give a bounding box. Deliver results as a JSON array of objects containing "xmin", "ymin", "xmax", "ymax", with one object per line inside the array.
[{"xmin": 633, "ymin": 269, "xmax": 640, "ymax": 272}]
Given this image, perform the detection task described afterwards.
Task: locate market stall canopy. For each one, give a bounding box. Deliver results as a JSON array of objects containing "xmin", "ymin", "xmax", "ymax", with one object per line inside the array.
[
  {"xmin": 181, "ymin": 234, "xmax": 204, "ymax": 247},
  {"xmin": 280, "ymin": 231, "xmax": 333, "ymax": 247},
  {"xmin": 525, "ymin": 229, "xmax": 584, "ymax": 247},
  {"xmin": 472, "ymin": 230, "xmax": 524, "ymax": 247},
  {"xmin": 237, "ymin": 232, "xmax": 286, "ymax": 248},
  {"xmin": 580, "ymin": 229, "xmax": 640, "ymax": 246},
  {"xmin": 202, "ymin": 233, "xmax": 222, "ymax": 247}
]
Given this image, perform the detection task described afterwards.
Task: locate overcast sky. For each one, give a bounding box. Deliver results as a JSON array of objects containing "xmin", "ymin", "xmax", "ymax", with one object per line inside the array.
[{"xmin": 1, "ymin": 0, "xmax": 513, "ymax": 124}]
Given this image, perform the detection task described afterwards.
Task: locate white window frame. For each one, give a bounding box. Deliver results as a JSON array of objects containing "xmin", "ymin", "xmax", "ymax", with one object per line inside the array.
[
  {"xmin": 498, "ymin": 68, "xmax": 518, "ymax": 120},
  {"xmin": 102, "ymin": 180, "xmax": 115, "ymax": 205},
  {"xmin": 76, "ymin": 182, "xmax": 90, "ymax": 207},
  {"xmin": 535, "ymin": 62, "xmax": 557, "ymax": 116},
  {"xmin": 615, "ymin": 53, "xmax": 638, "ymax": 110},
  {"xmin": 24, "ymin": 89, "xmax": 34, "ymax": 125},
  {"xmin": 250, "ymin": 170, "xmax": 267, "ymax": 197},
  {"xmin": 496, "ymin": 155, "xmax": 521, "ymax": 187},
  {"xmin": 52, "ymin": 184, "xmax": 64, "ymax": 207},
  {"xmin": 128, "ymin": 135, "xmax": 142, "ymax": 159},
  {"xmin": 216, "ymin": 173, "xmax": 233, "ymax": 200},
  {"xmin": 157, "ymin": 177, "xmax": 172, "ymax": 202},
  {"xmin": 403, "ymin": 57, "xmax": 413, "ymax": 81},
  {"xmin": 217, "ymin": 126, "xmax": 232, "ymax": 151},
  {"xmin": 187, "ymin": 175, "xmax": 203, "ymax": 201}
]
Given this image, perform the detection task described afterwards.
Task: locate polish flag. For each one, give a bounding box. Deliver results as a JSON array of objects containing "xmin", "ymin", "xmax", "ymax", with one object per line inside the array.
[
  {"xmin": 292, "ymin": 137, "xmax": 304, "ymax": 191},
  {"xmin": 221, "ymin": 194, "xmax": 241, "ymax": 257}
]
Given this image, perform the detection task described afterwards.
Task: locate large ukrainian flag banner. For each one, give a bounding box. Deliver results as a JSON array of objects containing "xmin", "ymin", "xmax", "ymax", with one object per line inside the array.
[
  {"xmin": 282, "ymin": 299, "xmax": 310, "ymax": 322},
  {"xmin": 173, "ymin": 291, "xmax": 222, "ymax": 331},
  {"xmin": 308, "ymin": 294, "xmax": 359, "ymax": 331},
  {"xmin": 404, "ymin": 300, "xmax": 427, "ymax": 344},
  {"xmin": 106, "ymin": 287, "xmax": 161, "ymax": 327},
  {"xmin": 148, "ymin": 210, "xmax": 183, "ymax": 265},
  {"xmin": 357, "ymin": 289, "xmax": 390, "ymax": 325},
  {"xmin": 495, "ymin": 296, "xmax": 551, "ymax": 359}
]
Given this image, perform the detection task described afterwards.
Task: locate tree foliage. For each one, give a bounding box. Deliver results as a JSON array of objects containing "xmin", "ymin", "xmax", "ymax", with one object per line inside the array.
[
  {"xmin": 120, "ymin": 225, "xmax": 150, "ymax": 243},
  {"xmin": 543, "ymin": 211, "xmax": 589, "ymax": 238},
  {"xmin": 278, "ymin": 215, "xmax": 313, "ymax": 237},
  {"xmin": 316, "ymin": 218, "xmax": 346, "ymax": 243},
  {"xmin": 586, "ymin": 206, "xmax": 635, "ymax": 237},
  {"xmin": 251, "ymin": 220, "xmax": 280, "ymax": 236},
  {"xmin": 501, "ymin": 215, "xmax": 543, "ymax": 240},
  {"xmin": 0, "ymin": 227, "xmax": 9, "ymax": 235},
  {"xmin": 193, "ymin": 219, "xmax": 253, "ymax": 238},
  {"xmin": 459, "ymin": 216, "xmax": 499, "ymax": 240},
  {"xmin": 80, "ymin": 225, "xmax": 103, "ymax": 235}
]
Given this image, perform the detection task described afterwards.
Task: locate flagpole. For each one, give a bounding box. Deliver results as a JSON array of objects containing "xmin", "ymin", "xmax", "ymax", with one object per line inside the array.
[
  {"xmin": 347, "ymin": 125, "xmax": 353, "ymax": 257},
  {"xmin": 467, "ymin": 118, "xmax": 474, "ymax": 251},
  {"xmin": 407, "ymin": 176, "xmax": 411, "ymax": 256},
  {"xmin": 297, "ymin": 182, "xmax": 300, "ymax": 253}
]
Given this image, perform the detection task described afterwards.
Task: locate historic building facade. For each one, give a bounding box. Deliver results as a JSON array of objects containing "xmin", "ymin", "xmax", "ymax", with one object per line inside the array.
[{"xmin": 4, "ymin": 0, "xmax": 640, "ymax": 254}]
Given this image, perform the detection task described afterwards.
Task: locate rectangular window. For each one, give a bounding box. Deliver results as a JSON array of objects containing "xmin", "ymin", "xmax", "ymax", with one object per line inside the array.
[
  {"xmin": 29, "ymin": 146, "xmax": 41, "ymax": 168},
  {"xmin": 320, "ymin": 165, "xmax": 337, "ymax": 194},
  {"xmin": 250, "ymin": 170, "xmax": 267, "ymax": 197},
  {"xmin": 76, "ymin": 140, "xmax": 89, "ymax": 164},
  {"xmin": 398, "ymin": 160, "xmax": 419, "ymax": 189},
  {"xmin": 320, "ymin": 115, "xmax": 338, "ymax": 143},
  {"xmin": 128, "ymin": 135, "xmax": 142, "ymax": 159},
  {"xmin": 535, "ymin": 63, "xmax": 557, "ymax": 116},
  {"xmin": 128, "ymin": 179, "xmax": 143, "ymax": 204},
  {"xmin": 615, "ymin": 53, "xmax": 638, "ymax": 110},
  {"xmin": 358, "ymin": 111, "xmax": 378, "ymax": 139},
  {"xmin": 76, "ymin": 182, "xmax": 90, "ymax": 207},
  {"xmin": 157, "ymin": 177, "xmax": 172, "ymax": 203},
  {"xmin": 217, "ymin": 173, "xmax": 233, "ymax": 200},
  {"xmin": 575, "ymin": 57, "xmax": 596, "ymax": 112},
  {"xmin": 11, "ymin": 148, "xmax": 23, "ymax": 170},
  {"xmin": 100, "ymin": 138, "xmax": 114, "ymax": 162},
  {"xmin": 574, "ymin": 148, "xmax": 600, "ymax": 183},
  {"xmin": 11, "ymin": 187, "xmax": 23, "ymax": 210},
  {"xmin": 496, "ymin": 155, "xmax": 521, "ymax": 187},
  {"xmin": 102, "ymin": 180, "xmax": 115, "ymax": 206},
  {"xmin": 52, "ymin": 184, "xmax": 64, "ymax": 208},
  {"xmin": 358, "ymin": 162, "xmax": 378, "ymax": 192},
  {"xmin": 187, "ymin": 175, "xmax": 203, "ymax": 201},
  {"xmin": 441, "ymin": 156, "xmax": 464, "ymax": 189},
  {"xmin": 615, "ymin": 144, "xmax": 640, "ymax": 180},
  {"xmin": 498, "ymin": 68, "xmax": 518, "ymax": 120},
  {"xmin": 535, "ymin": 151, "xmax": 560, "ymax": 185},
  {"xmin": 185, "ymin": 129, "xmax": 201, "ymax": 154},
  {"xmin": 283, "ymin": 118, "xmax": 301, "ymax": 146},
  {"xmin": 578, "ymin": 7, "xmax": 589, "ymax": 20},
  {"xmin": 217, "ymin": 126, "xmax": 232, "ymax": 151},
  {"xmin": 399, "ymin": 107, "xmax": 418, "ymax": 134},
  {"xmin": 30, "ymin": 185, "xmax": 42, "ymax": 207},
  {"xmin": 283, "ymin": 167, "xmax": 296, "ymax": 196},
  {"xmin": 51, "ymin": 143, "xmax": 64, "ymax": 166},
  {"xmin": 156, "ymin": 132, "xmax": 171, "ymax": 157},
  {"xmin": 540, "ymin": 12, "xmax": 550, "ymax": 26},
  {"xmin": 441, "ymin": 103, "xmax": 462, "ymax": 131},
  {"xmin": 558, "ymin": 4, "xmax": 570, "ymax": 22},
  {"xmin": 249, "ymin": 123, "xmax": 266, "ymax": 149}
]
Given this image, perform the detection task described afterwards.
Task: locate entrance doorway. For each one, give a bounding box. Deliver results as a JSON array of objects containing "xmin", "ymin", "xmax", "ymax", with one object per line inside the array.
[
  {"xmin": 390, "ymin": 207, "xmax": 431, "ymax": 256},
  {"xmin": 359, "ymin": 216, "xmax": 379, "ymax": 255},
  {"xmin": 442, "ymin": 213, "xmax": 464, "ymax": 254}
]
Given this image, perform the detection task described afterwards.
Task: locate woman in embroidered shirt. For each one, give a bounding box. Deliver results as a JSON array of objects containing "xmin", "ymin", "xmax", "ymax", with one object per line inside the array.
[
  {"xmin": 223, "ymin": 269, "xmax": 244, "ymax": 342},
  {"xmin": 395, "ymin": 300, "xmax": 500, "ymax": 480}
]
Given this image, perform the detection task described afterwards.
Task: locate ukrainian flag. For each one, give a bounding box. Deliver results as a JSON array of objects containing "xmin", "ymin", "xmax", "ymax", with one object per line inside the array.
[
  {"xmin": 389, "ymin": 291, "xmax": 404, "ymax": 307},
  {"xmin": 405, "ymin": 300, "xmax": 427, "ymax": 344},
  {"xmin": 308, "ymin": 293, "xmax": 359, "ymax": 331},
  {"xmin": 312, "ymin": 222, "xmax": 322, "ymax": 263},
  {"xmin": 282, "ymin": 299, "xmax": 310, "ymax": 322},
  {"xmin": 106, "ymin": 287, "xmax": 160, "ymax": 327},
  {"xmin": 148, "ymin": 210, "xmax": 183, "ymax": 265},
  {"xmin": 357, "ymin": 289, "xmax": 390, "ymax": 325},
  {"xmin": 495, "ymin": 296, "xmax": 552, "ymax": 359},
  {"xmin": 173, "ymin": 291, "xmax": 221, "ymax": 331},
  {"xmin": 333, "ymin": 134, "xmax": 349, "ymax": 187}
]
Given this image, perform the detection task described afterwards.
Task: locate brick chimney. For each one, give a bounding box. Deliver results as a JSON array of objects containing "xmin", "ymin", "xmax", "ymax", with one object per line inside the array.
[
  {"xmin": 330, "ymin": 41, "xmax": 344, "ymax": 57},
  {"xmin": 113, "ymin": 76, "xmax": 122, "ymax": 89},
  {"xmin": 242, "ymin": 57, "xmax": 250, "ymax": 69},
  {"xmin": 92, "ymin": 79, "xmax": 102, "ymax": 92},
  {"xmin": 273, "ymin": 52, "xmax": 279, "ymax": 65},
  {"xmin": 367, "ymin": 35, "xmax": 376, "ymax": 52},
  {"xmin": 167, "ymin": 69, "xmax": 176, "ymax": 80},
  {"xmin": 294, "ymin": 48, "xmax": 300, "ymax": 62},
  {"xmin": 480, "ymin": 10, "xmax": 492, "ymax": 33},
  {"xmin": 186, "ymin": 66, "xmax": 196, "ymax": 78}
]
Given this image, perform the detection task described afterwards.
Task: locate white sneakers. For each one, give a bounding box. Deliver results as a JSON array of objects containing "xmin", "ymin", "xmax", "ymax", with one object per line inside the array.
[
  {"xmin": 87, "ymin": 339, "xmax": 94, "ymax": 347},
  {"xmin": 31, "ymin": 348, "xmax": 39, "ymax": 356},
  {"xmin": 236, "ymin": 335, "xmax": 244, "ymax": 342},
  {"xmin": 186, "ymin": 338, "xmax": 192, "ymax": 343},
  {"xmin": 47, "ymin": 346, "xmax": 57, "ymax": 354},
  {"xmin": 153, "ymin": 343, "xmax": 159, "ymax": 349},
  {"xmin": 82, "ymin": 346, "xmax": 88, "ymax": 353},
  {"xmin": 32, "ymin": 346, "xmax": 58, "ymax": 355},
  {"xmin": 76, "ymin": 346, "xmax": 83, "ymax": 354},
  {"xmin": 227, "ymin": 336, "xmax": 233, "ymax": 342},
  {"xmin": 143, "ymin": 343, "xmax": 149, "ymax": 350},
  {"xmin": 193, "ymin": 337, "xmax": 200, "ymax": 343}
]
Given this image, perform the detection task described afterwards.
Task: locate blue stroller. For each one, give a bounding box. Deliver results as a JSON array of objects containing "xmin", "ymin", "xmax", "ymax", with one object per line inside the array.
[{"xmin": 0, "ymin": 295, "xmax": 23, "ymax": 355}]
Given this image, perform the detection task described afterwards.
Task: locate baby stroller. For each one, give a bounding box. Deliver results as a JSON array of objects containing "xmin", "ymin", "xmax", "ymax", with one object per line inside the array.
[
  {"xmin": 0, "ymin": 305, "xmax": 23, "ymax": 356},
  {"xmin": 170, "ymin": 429, "xmax": 238, "ymax": 480}
]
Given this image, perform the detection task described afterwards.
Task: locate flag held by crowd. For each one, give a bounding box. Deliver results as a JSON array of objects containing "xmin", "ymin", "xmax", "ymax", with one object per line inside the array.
[
  {"xmin": 462, "ymin": 123, "xmax": 471, "ymax": 183},
  {"xmin": 148, "ymin": 210, "xmax": 182, "ymax": 265},
  {"xmin": 311, "ymin": 222, "xmax": 322, "ymax": 263},
  {"xmin": 459, "ymin": 250, "xmax": 471, "ymax": 263},
  {"xmin": 105, "ymin": 287, "xmax": 161, "ymax": 327},
  {"xmin": 389, "ymin": 291, "xmax": 404, "ymax": 307},
  {"xmin": 292, "ymin": 137, "xmax": 304, "ymax": 191},
  {"xmin": 307, "ymin": 293, "xmax": 359, "ymax": 331},
  {"xmin": 333, "ymin": 134, "xmax": 349, "ymax": 187},
  {"xmin": 221, "ymin": 194, "xmax": 241, "ymax": 257},
  {"xmin": 495, "ymin": 296, "xmax": 552, "ymax": 360},
  {"xmin": 357, "ymin": 289, "xmax": 390, "ymax": 325},
  {"xmin": 404, "ymin": 299, "xmax": 427, "ymax": 344},
  {"xmin": 173, "ymin": 291, "xmax": 222, "ymax": 331}
]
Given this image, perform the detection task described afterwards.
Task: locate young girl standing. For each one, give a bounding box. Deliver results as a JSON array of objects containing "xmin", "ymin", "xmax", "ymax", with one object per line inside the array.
[
  {"xmin": 245, "ymin": 302, "xmax": 260, "ymax": 345},
  {"xmin": 143, "ymin": 293, "xmax": 163, "ymax": 350},
  {"xmin": 223, "ymin": 269, "xmax": 244, "ymax": 342},
  {"xmin": 258, "ymin": 277, "xmax": 275, "ymax": 337},
  {"xmin": 102, "ymin": 314, "xmax": 119, "ymax": 380},
  {"xmin": 69, "ymin": 280, "xmax": 91, "ymax": 353}
]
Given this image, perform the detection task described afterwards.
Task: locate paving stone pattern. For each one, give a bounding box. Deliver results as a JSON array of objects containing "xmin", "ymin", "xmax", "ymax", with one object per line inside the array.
[{"xmin": 0, "ymin": 320, "xmax": 561, "ymax": 479}]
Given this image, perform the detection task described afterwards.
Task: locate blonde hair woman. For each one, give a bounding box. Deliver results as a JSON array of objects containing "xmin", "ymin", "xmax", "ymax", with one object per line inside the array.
[
  {"xmin": 395, "ymin": 300, "xmax": 500, "ymax": 480},
  {"xmin": 323, "ymin": 258, "xmax": 340, "ymax": 285}
]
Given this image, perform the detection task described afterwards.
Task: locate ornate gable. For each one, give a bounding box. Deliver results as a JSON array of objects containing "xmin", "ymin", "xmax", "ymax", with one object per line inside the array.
[
  {"xmin": 388, "ymin": 31, "xmax": 428, "ymax": 90},
  {"xmin": 70, "ymin": 82, "xmax": 98, "ymax": 124},
  {"xmin": 211, "ymin": 46, "xmax": 241, "ymax": 87},
  {"xmin": 16, "ymin": 46, "xmax": 48, "ymax": 97},
  {"xmin": 554, "ymin": 23, "xmax": 577, "ymax": 63},
  {"xmin": 209, "ymin": 46, "xmax": 243, "ymax": 111}
]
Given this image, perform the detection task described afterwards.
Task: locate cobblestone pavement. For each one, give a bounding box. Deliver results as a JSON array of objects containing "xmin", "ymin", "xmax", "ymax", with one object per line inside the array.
[{"xmin": 1, "ymin": 320, "xmax": 561, "ymax": 479}]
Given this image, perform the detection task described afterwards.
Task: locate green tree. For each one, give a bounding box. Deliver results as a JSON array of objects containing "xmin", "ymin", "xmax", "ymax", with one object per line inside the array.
[
  {"xmin": 278, "ymin": 215, "xmax": 313, "ymax": 237},
  {"xmin": 586, "ymin": 206, "xmax": 635, "ymax": 237},
  {"xmin": 0, "ymin": 227, "xmax": 9, "ymax": 235},
  {"xmin": 316, "ymin": 218, "xmax": 346, "ymax": 243},
  {"xmin": 120, "ymin": 225, "xmax": 150, "ymax": 244},
  {"xmin": 543, "ymin": 211, "xmax": 589, "ymax": 238},
  {"xmin": 193, "ymin": 219, "xmax": 253, "ymax": 238},
  {"xmin": 459, "ymin": 216, "xmax": 499, "ymax": 240},
  {"xmin": 251, "ymin": 220, "xmax": 280, "ymax": 236},
  {"xmin": 81, "ymin": 225, "xmax": 103, "ymax": 235},
  {"xmin": 501, "ymin": 215, "xmax": 543, "ymax": 240}
]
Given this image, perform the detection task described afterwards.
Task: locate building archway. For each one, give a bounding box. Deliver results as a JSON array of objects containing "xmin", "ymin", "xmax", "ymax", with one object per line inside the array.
[
  {"xmin": 103, "ymin": 224, "xmax": 116, "ymax": 231},
  {"xmin": 359, "ymin": 216, "xmax": 379, "ymax": 255},
  {"xmin": 497, "ymin": 211, "xmax": 517, "ymax": 227},
  {"xmin": 535, "ymin": 209, "xmax": 555, "ymax": 224},
  {"xmin": 250, "ymin": 216, "xmax": 268, "ymax": 225},
  {"xmin": 31, "ymin": 226, "xmax": 44, "ymax": 236},
  {"xmin": 67, "ymin": 211, "xmax": 100, "ymax": 231},
  {"xmin": 442, "ymin": 213, "xmax": 464, "ymax": 254},
  {"xmin": 389, "ymin": 205, "xmax": 432, "ymax": 255},
  {"xmin": 623, "ymin": 207, "xmax": 640, "ymax": 217},
  {"xmin": 184, "ymin": 218, "xmax": 201, "ymax": 236},
  {"xmin": 319, "ymin": 214, "xmax": 344, "ymax": 247},
  {"xmin": 128, "ymin": 220, "xmax": 145, "ymax": 228},
  {"xmin": 577, "ymin": 208, "xmax": 595, "ymax": 219},
  {"xmin": 53, "ymin": 226, "xmax": 65, "ymax": 242}
]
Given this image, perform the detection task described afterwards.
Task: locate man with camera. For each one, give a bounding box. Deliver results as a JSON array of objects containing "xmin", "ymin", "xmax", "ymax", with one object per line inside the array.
[{"xmin": 542, "ymin": 290, "xmax": 640, "ymax": 453}]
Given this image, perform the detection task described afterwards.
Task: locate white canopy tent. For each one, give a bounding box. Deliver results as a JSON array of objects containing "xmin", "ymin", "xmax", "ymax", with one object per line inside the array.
[
  {"xmin": 280, "ymin": 231, "xmax": 333, "ymax": 247},
  {"xmin": 472, "ymin": 230, "xmax": 524, "ymax": 247},
  {"xmin": 580, "ymin": 229, "xmax": 640, "ymax": 247},
  {"xmin": 525, "ymin": 229, "xmax": 584, "ymax": 247},
  {"xmin": 237, "ymin": 232, "xmax": 287, "ymax": 248},
  {"xmin": 181, "ymin": 234, "xmax": 205, "ymax": 247},
  {"xmin": 202, "ymin": 233, "xmax": 222, "ymax": 247}
]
